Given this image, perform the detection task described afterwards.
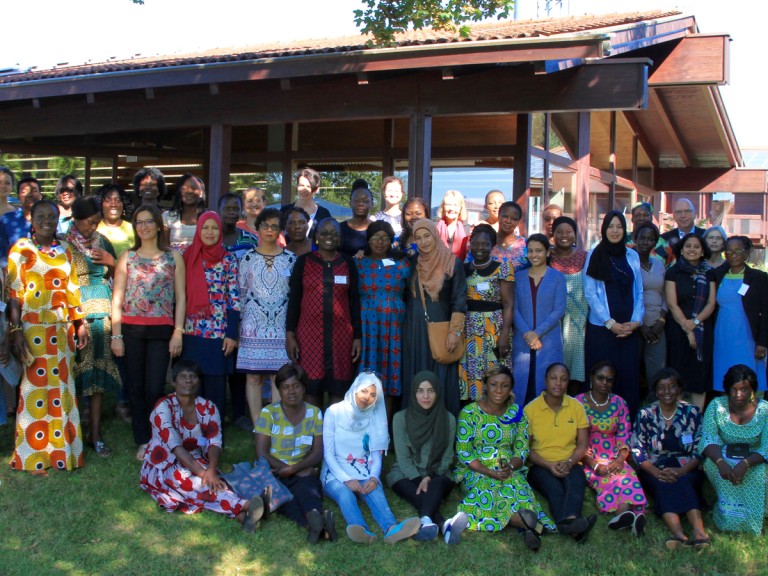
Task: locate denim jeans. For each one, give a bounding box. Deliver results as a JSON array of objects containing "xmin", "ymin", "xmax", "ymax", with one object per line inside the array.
[
  {"xmin": 323, "ymin": 479, "xmax": 397, "ymax": 533},
  {"xmin": 528, "ymin": 464, "xmax": 586, "ymax": 523}
]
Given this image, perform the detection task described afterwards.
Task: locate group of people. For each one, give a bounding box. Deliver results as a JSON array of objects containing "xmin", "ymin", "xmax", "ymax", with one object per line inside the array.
[{"xmin": 1, "ymin": 164, "xmax": 767, "ymax": 547}]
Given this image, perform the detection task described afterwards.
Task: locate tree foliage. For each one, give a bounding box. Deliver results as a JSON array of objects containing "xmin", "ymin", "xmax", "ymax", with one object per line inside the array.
[{"xmin": 354, "ymin": 0, "xmax": 515, "ymax": 45}]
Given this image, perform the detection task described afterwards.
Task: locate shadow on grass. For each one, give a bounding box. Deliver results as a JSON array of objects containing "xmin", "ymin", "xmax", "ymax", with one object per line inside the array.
[{"xmin": 0, "ymin": 410, "xmax": 767, "ymax": 576}]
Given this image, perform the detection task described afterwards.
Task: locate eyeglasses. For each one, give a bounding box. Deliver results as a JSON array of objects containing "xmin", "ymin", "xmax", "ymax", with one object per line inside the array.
[
  {"xmin": 369, "ymin": 234, "xmax": 391, "ymax": 243},
  {"xmin": 259, "ymin": 223, "xmax": 281, "ymax": 231},
  {"xmin": 135, "ymin": 219, "xmax": 156, "ymax": 228},
  {"xmin": 594, "ymin": 374, "xmax": 616, "ymax": 383},
  {"xmin": 58, "ymin": 187, "xmax": 76, "ymax": 194},
  {"xmin": 725, "ymin": 250, "xmax": 746, "ymax": 256}
]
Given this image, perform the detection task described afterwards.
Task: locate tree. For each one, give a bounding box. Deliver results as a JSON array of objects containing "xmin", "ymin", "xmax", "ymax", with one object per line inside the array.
[{"xmin": 354, "ymin": 0, "xmax": 515, "ymax": 45}]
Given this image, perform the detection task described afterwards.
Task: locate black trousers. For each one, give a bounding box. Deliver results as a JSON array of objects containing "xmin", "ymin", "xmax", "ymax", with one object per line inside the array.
[
  {"xmin": 391, "ymin": 474, "xmax": 454, "ymax": 527},
  {"xmin": 123, "ymin": 324, "xmax": 171, "ymax": 445},
  {"xmin": 278, "ymin": 474, "xmax": 324, "ymax": 528}
]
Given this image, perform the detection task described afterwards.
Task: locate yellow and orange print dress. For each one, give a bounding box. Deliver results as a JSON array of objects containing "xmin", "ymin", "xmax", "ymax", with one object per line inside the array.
[{"xmin": 8, "ymin": 238, "xmax": 85, "ymax": 472}]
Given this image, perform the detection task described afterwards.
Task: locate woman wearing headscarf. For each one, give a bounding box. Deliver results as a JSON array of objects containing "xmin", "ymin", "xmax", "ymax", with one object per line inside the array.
[
  {"xmin": 388, "ymin": 371, "xmax": 466, "ymax": 543},
  {"xmin": 401, "ymin": 219, "xmax": 467, "ymax": 415},
  {"xmin": 583, "ymin": 211, "xmax": 644, "ymax": 416},
  {"xmin": 322, "ymin": 372, "xmax": 421, "ymax": 544},
  {"xmin": 549, "ymin": 216, "xmax": 588, "ymax": 386},
  {"xmin": 179, "ymin": 211, "xmax": 240, "ymax": 419}
]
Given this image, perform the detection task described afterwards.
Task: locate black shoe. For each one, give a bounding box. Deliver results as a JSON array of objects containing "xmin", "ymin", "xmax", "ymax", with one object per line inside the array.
[
  {"xmin": 307, "ymin": 509, "xmax": 324, "ymax": 545},
  {"xmin": 243, "ymin": 496, "xmax": 264, "ymax": 534},
  {"xmin": 323, "ymin": 509, "xmax": 338, "ymax": 542},
  {"xmin": 261, "ymin": 486, "xmax": 272, "ymax": 521},
  {"xmin": 573, "ymin": 514, "xmax": 597, "ymax": 544},
  {"xmin": 608, "ymin": 510, "xmax": 635, "ymax": 531},
  {"xmin": 632, "ymin": 512, "xmax": 647, "ymax": 537},
  {"xmin": 557, "ymin": 517, "xmax": 588, "ymax": 535}
]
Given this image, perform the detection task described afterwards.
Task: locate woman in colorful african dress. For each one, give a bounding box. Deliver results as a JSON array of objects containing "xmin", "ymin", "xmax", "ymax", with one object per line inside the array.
[
  {"xmin": 549, "ymin": 216, "xmax": 588, "ymax": 385},
  {"xmin": 68, "ymin": 197, "xmax": 121, "ymax": 457},
  {"xmin": 458, "ymin": 224, "xmax": 514, "ymax": 401},
  {"xmin": 355, "ymin": 220, "xmax": 410, "ymax": 416},
  {"xmin": 491, "ymin": 201, "xmax": 528, "ymax": 271},
  {"xmin": 701, "ymin": 364, "xmax": 768, "ymax": 535},
  {"xmin": 141, "ymin": 360, "xmax": 265, "ymax": 532},
  {"xmin": 455, "ymin": 367, "xmax": 554, "ymax": 551},
  {"xmin": 575, "ymin": 361, "xmax": 647, "ymax": 535},
  {"xmin": 179, "ymin": 211, "xmax": 240, "ymax": 421},
  {"xmin": 8, "ymin": 200, "xmax": 88, "ymax": 475}
]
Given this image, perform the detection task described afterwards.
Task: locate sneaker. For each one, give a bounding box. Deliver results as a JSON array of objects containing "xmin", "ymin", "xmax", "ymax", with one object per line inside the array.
[
  {"xmin": 307, "ymin": 509, "xmax": 324, "ymax": 544},
  {"xmin": 383, "ymin": 517, "xmax": 421, "ymax": 544},
  {"xmin": 443, "ymin": 511, "xmax": 469, "ymax": 545},
  {"xmin": 632, "ymin": 512, "xmax": 647, "ymax": 537},
  {"xmin": 323, "ymin": 509, "xmax": 338, "ymax": 542},
  {"xmin": 346, "ymin": 524, "xmax": 377, "ymax": 544},
  {"xmin": 413, "ymin": 516, "xmax": 439, "ymax": 542},
  {"xmin": 608, "ymin": 510, "xmax": 635, "ymax": 531}
]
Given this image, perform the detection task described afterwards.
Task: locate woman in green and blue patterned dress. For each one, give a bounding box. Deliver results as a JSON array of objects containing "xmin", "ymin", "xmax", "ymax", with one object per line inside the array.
[{"xmin": 454, "ymin": 366, "xmax": 553, "ymax": 550}]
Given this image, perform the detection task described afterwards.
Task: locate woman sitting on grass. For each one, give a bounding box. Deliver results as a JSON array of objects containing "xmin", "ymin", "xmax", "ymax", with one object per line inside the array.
[{"xmin": 140, "ymin": 360, "xmax": 264, "ymax": 532}]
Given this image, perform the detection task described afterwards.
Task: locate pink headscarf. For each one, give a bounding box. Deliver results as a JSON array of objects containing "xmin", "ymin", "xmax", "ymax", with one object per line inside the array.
[{"xmin": 183, "ymin": 211, "xmax": 226, "ymax": 317}]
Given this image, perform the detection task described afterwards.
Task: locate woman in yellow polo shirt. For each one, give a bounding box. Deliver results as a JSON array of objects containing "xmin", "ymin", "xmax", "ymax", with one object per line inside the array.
[{"xmin": 524, "ymin": 362, "xmax": 596, "ymax": 543}]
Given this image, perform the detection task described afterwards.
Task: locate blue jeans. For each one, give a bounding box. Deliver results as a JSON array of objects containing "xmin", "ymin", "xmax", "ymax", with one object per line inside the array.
[{"xmin": 323, "ymin": 479, "xmax": 397, "ymax": 533}]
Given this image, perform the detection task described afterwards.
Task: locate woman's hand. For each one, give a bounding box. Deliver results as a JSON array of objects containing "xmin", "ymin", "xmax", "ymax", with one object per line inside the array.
[
  {"xmin": 344, "ymin": 479, "xmax": 364, "ymax": 494},
  {"xmin": 681, "ymin": 318, "xmax": 696, "ymax": 333},
  {"xmin": 551, "ymin": 460, "xmax": 572, "ymax": 478},
  {"xmin": 222, "ymin": 337, "xmax": 237, "ymax": 357},
  {"xmin": 639, "ymin": 324, "xmax": 656, "ymax": 344},
  {"xmin": 286, "ymin": 333, "xmax": 300, "ymax": 361},
  {"xmin": 75, "ymin": 322, "xmax": 89, "ymax": 350},
  {"xmin": 416, "ymin": 476, "xmax": 431, "ymax": 494},
  {"xmin": 169, "ymin": 331, "xmax": 182, "ymax": 358},
  {"xmin": 446, "ymin": 332, "xmax": 460, "ymax": 354},
  {"xmin": 656, "ymin": 467, "xmax": 680, "ymax": 483},
  {"xmin": 351, "ymin": 338, "xmax": 362, "ymax": 363},
  {"xmin": 498, "ymin": 328, "xmax": 511, "ymax": 357},
  {"xmin": 716, "ymin": 459, "xmax": 734, "ymax": 482},
  {"xmin": 524, "ymin": 331, "xmax": 542, "ymax": 351},
  {"xmin": 755, "ymin": 346, "xmax": 767, "ymax": 361},
  {"xmin": 687, "ymin": 330, "xmax": 697, "ymax": 350},
  {"xmin": 606, "ymin": 457, "xmax": 624, "ymax": 475},
  {"xmin": 495, "ymin": 463, "xmax": 512, "ymax": 481},
  {"xmin": 200, "ymin": 467, "xmax": 226, "ymax": 493},
  {"xmin": 0, "ymin": 332, "xmax": 10, "ymax": 366},
  {"xmin": 731, "ymin": 461, "xmax": 750, "ymax": 485},
  {"xmin": 111, "ymin": 338, "xmax": 124, "ymax": 358},
  {"xmin": 361, "ymin": 477, "xmax": 378, "ymax": 494},
  {"xmin": 273, "ymin": 464, "xmax": 297, "ymax": 478},
  {"xmin": 91, "ymin": 247, "xmax": 115, "ymax": 268},
  {"xmin": 11, "ymin": 329, "xmax": 30, "ymax": 363}
]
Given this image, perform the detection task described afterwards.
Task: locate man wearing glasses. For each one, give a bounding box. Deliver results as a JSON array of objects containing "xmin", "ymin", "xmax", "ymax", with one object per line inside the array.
[{"xmin": 661, "ymin": 198, "xmax": 705, "ymax": 251}]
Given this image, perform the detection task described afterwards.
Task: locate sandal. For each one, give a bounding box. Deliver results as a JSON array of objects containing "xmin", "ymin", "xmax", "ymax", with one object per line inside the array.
[
  {"xmin": 518, "ymin": 508, "xmax": 543, "ymax": 552},
  {"xmin": 93, "ymin": 441, "xmax": 112, "ymax": 457},
  {"xmin": 687, "ymin": 538, "xmax": 711, "ymax": 551},
  {"xmin": 243, "ymin": 495, "xmax": 264, "ymax": 533},
  {"xmin": 665, "ymin": 536, "xmax": 687, "ymax": 551}
]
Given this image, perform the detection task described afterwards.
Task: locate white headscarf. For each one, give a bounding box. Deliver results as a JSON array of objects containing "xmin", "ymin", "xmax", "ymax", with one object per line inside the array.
[{"xmin": 335, "ymin": 372, "xmax": 389, "ymax": 452}]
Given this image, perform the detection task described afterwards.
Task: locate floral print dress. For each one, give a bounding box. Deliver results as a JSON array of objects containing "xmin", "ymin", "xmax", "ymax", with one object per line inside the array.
[{"xmin": 140, "ymin": 394, "xmax": 247, "ymax": 517}]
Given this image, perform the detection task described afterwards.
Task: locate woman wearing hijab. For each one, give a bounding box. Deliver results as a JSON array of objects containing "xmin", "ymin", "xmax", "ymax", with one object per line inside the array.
[
  {"xmin": 322, "ymin": 372, "xmax": 421, "ymax": 544},
  {"xmin": 387, "ymin": 371, "xmax": 467, "ymax": 544},
  {"xmin": 583, "ymin": 211, "xmax": 644, "ymax": 416},
  {"xmin": 179, "ymin": 211, "xmax": 240, "ymax": 419},
  {"xmin": 401, "ymin": 219, "xmax": 467, "ymax": 415}
]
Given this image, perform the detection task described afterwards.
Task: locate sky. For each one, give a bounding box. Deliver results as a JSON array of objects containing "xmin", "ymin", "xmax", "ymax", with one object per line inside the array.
[{"xmin": 2, "ymin": 0, "xmax": 766, "ymax": 147}]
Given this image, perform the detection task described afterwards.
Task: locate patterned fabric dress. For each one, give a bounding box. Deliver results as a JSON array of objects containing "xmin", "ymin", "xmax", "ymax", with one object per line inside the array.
[
  {"xmin": 700, "ymin": 397, "xmax": 768, "ymax": 535},
  {"xmin": 237, "ymin": 250, "xmax": 296, "ymax": 372},
  {"xmin": 459, "ymin": 260, "xmax": 515, "ymax": 401},
  {"xmin": 454, "ymin": 403, "xmax": 554, "ymax": 531},
  {"xmin": 356, "ymin": 256, "xmax": 411, "ymax": 396},
  {"xmin": 491, "ymin": 238, "xmax": 529, "ymax": 271},
  {"xmin": 140, "ymin": 393, "xmax": 247, "ymax": 517},
  {"xmin": 575, "ymin": 393, "xmax": 647, "ymax": 513},
  {"xmin": 69, "ymin": 231, "xmax": 121, "ymax": 396},
  {"xmin": 8, "ymin": 239, "xmax": 85, "ymax": 472},
  {"xmin": 550, "ymin": 249, "xmax": 588, "ymax": 382}
]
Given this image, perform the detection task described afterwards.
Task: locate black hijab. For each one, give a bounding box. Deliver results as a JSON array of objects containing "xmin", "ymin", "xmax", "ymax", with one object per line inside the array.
[
  {"xmin": 406, "ymin": 371, "xmax": 450, "ymax": 476},
  {"xmin": 586, "ymin": 210, "xmax": 627, "ymax": 283}
]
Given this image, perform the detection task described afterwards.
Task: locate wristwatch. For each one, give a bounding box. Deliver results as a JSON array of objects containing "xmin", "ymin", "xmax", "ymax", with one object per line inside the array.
[
  {"xmin": 455, "ymin": 331, "xmax": 462, "ymax": 337},
  {"xmin": 693, "ymin": 318, "xmax": 701, "ymax": 327}
]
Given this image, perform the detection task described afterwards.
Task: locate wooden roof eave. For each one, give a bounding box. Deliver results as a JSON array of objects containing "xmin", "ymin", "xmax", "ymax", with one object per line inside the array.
[{"xmin": 0, "ymin": 33, "xmax": 612, "ymax": 103}]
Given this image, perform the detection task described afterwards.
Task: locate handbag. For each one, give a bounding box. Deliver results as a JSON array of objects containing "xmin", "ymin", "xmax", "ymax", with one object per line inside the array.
[
  {"xmin": 222, "ymin": 456, "xmax": 294, "ymax": 512},
  {"xmin": 724, "ymin": 443, "xmax": 750, "ymax": 460},
  {"xmin": 418, "ymin": 280, "xmax": 464, "ymax": 364}
]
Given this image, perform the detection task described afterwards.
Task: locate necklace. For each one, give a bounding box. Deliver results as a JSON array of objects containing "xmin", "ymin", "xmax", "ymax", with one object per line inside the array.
[
  {"xmin": 474, "ymin": 259, "xmax": 492, "ymax": 270},
  {"xmin": 33, "ymin": 236, "xmax": 59, "ymax": 257},
  {"xmin": 660, "ymin": 405, "xmax": 677, "ymax": 422},
  {"xmin": 589, "ymin": 391, "xmax": 610, "ymax": 407}
]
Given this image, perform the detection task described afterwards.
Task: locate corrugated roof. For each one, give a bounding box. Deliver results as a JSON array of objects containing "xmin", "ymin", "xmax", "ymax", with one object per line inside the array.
[{"xmin": 1, "ymin": 9, "xmax": 681, "ymax": 84}]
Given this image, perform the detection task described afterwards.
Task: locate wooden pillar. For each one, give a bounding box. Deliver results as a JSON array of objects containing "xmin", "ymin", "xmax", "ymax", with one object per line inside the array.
[
  {"xmin": 408, "ymin": 111, "xmax": 432, "ymax": 206},
  {"xmin": 574, "ymin": 112, "xmax": 591, "ymax": 248},
  {"xmin": 111, "ymin": 156, "xmax": 118, "ymax": 184},
  {"xmin": 608, "ymin": 111, "xmax": 617, "ymax": 209},
  {"xmin": 381, "ymin": 119, "xmax": 395, "ymax": 207},
  {"xmin": 514, "ymin": 113, "xmax": 532, "ymax": 237},
  {"xmin": 208, "ymin": 123, "xmax": 232, "ymax": 210},
  {"xmin": 84, "ymin": 154, "xmax": 92, "ymax": 195},
  {"xmin": 281, "ymin": 123, "xmax": 294, "ymax": 204}
]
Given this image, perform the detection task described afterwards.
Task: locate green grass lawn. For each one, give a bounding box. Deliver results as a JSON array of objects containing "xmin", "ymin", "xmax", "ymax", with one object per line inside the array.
[{"xmin": 0, "ymin": 402, "xmax": 765, "ymax": 576}]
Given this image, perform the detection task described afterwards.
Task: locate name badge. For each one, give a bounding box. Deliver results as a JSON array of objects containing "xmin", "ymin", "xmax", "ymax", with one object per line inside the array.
[
  {"xmin": 282, "ymin": 268, "xmax": 292, "ymax": 277},
  {"xmin": 738, "ymin": 283, "xmax": 749, "ymax": 296},
  {"xmin": 334, "ymin": 275, "xmax": 348, "ymax": 285},
  {"xmin": 0, "ymin": 301, "xmax": 6, "ymax": 313},
  {"xmin": 476, "ymin": 282, "xmax": 490, "ymax": 292},
  {"xmin": 382, "ymin": 258, "xmax": 395, "ymax": 267},
  {"xmin": 298, "ymin": 435, "xmax": 314, "ymax": 446},
  {"xmin": 682, "ymin": 433, "xmax": 693, "ymax": 445}
]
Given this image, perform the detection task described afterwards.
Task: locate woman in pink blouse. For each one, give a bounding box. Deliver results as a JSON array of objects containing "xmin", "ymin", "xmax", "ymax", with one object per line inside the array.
[
  {"xmin": 179, "ymin": 211, "xmax": 240, "ymax": 420},
  {"xmin": 112, "ymin": 204, "xmax": 186, "ymax": 460}
]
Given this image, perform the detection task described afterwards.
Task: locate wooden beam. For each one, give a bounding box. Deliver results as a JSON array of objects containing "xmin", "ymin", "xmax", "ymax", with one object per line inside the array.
[
  {"xmin": 513, "ymin": 113, "xmax": 532, "ymax": 203},
  {"xmin": 649, "ymin": 35, "xmax": 729, "ymax": 86},
  {"xmin": 408, "ymin": 111, "xmax": 432, "ymax": 205},
  {"xmin": 207, "ymin": 124, "xmax": 232, "ymax": 208},
  {"xmin": 608, "ymin": 111, "xmax": 616, "ymax": 209},
  {"xmin": 280, "ymin": 123, "xmax": 293, "ymax": 204},
  {"xmin": 0, "ymin": 37, "xmax": 610, "ymax": 102},
  {"xmin": 574, "ymin": 112, "xmax": 591, "ymax": 248},
  {"xmin": 0, "ymin": 61, "xmax": 651, "ymax": 140},
  {"xmin": 622, "ymin": 111, "xmax": 659, "ymax": 168},
  {"xmin": 648, "ymin": 89, "xmax": 691, "ymax": 167},
  {"xmin": 655, "ymin": 168, "xmax": 767, "ymax": 193}
]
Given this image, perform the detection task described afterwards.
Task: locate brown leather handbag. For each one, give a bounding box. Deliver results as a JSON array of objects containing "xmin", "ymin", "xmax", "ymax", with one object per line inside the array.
[{"xmin": 419, "ymin": 281, "xmax": 464, "ymax": 364}]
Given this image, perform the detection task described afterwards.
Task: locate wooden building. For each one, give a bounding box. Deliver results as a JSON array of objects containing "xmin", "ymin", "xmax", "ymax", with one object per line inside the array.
[{"xmin": 0, "ymin": 9, "xmax": 764, "ymax": 246}]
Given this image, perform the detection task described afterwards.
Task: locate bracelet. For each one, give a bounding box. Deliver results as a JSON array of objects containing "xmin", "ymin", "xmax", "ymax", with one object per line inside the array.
[
  {"xmin": 593, "ymin": 462, "xmax": 600, "ymax": 471},
  {"xmin": 605, "ymin": 319, "xmax": 616, "ymax": 330},
  {"xmin": 567, "ymin": 458, "xmax": 573, "ymax": 465},
  {"xmin": 8, "ymin": 325, "xmax": 22, "ymax": 334},
  {"xmin": 111, "ymin": 334, "xmax": 123, "ymax": 340},
  {"xmin": 174, "ymin": 327, "xmax": 184, "ymax": 333},
  {"xmin": 743, "ymin": 458, "xmax": 751, "ymax": 469},
  {"xmin": 715, "ymin": 457, "xmax": 724, "ymax": 466}
]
